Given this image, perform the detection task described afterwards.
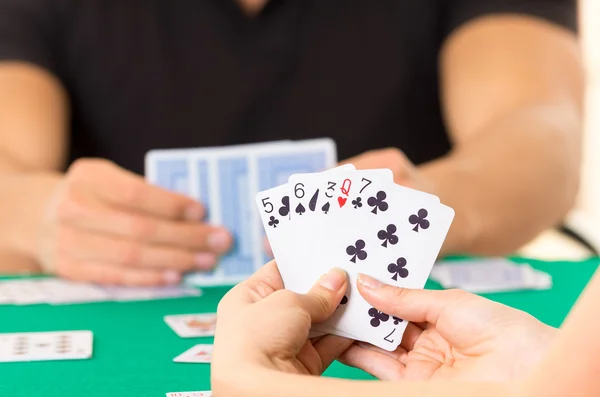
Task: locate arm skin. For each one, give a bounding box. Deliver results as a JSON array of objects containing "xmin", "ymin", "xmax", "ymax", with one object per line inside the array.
[
  {"xmin": 0, "ymin": 62, "xmax": 68, "ymax": 270},
  {"xmin": 422, "ymin": 15, "xmax": 584, "ymax": 255},
  {"xmin": 228, "ymin": 369, "xmax": 519, "ymax": 397}
]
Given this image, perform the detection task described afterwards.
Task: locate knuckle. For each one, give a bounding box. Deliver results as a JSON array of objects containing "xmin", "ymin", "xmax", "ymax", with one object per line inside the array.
[
  {"xmin": 55, "ymin": 194, "xmax": 86, "ymax": 221},
  {"xmin": 444, "ymin": 288, "xmax": 468, "ymax": 301},
  {"xmin": 122, "ymin": 181, "xmax": 144, "ymax": 205},
  {"xmin": 68, "ymin": 158, "xmax": 109, "ymax": 181},
  {"xmin": 118, "ymin": 242, "xmax": 143, "ymax": 267},
  {"xmin": 273, "ymin": 289, "xmax": 298, "ymax": 306},
  {"xmin": 314, "ymin": 293, "xmax": 333, "ymax": 314},
  {"xmin": 128, "ymin": 218, "xmax": 157, "ymax": 240}
]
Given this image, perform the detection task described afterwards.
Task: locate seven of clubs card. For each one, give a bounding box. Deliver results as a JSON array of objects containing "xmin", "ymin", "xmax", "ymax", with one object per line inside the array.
[{"xmin": 256, "ymin": 166, "xmax": 454, "ymax": 351}]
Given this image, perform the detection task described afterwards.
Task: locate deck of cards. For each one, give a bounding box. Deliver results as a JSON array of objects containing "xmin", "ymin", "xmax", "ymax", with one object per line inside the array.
[
  {"xmin": 146, "ymin": 138, "xmax": 337, "ymax": 286},
  {"xmin": 256, "ymin": 164, "xmax": 455, "ymax": 351}
]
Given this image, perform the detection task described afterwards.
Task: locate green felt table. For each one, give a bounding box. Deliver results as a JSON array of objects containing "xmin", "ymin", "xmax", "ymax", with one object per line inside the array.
[{"xmin": 0, "ymin": 257, "xmax": 597, "ymax": 397}]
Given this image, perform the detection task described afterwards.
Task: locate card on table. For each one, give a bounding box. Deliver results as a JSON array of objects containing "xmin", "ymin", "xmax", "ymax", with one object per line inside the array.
[
  {"xmin": 164, "ymin": 313, "xmax": 217, "ymax": 338},
  {"xmin": 166, "ymin": 392, "xmax": 212, "ymax": 397},
  {"xmin": 256, "ymin": 165, "xmax": 454, "ymax": 350},
  {"xmin": 0, "ymin": 330, "xmax": 93, "ymax": 363},
  {"xmin": 0, "ymin": 279, "xmax": 202, "ymax": 306},
  {"xmin": 146, "ymin": 138, "xmax": 337, "ymax": 286},
  {"xmin": 430, "ymin": 258, "xmax": 552, "ymax": 293},
  {"xmin": 173, "ymin": 344, "xmax": 213, "ymax": 363}
]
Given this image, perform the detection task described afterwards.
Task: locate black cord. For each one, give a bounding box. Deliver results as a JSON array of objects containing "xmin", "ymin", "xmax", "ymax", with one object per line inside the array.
[{"xmin": 558, "ymin": 224, "xmax": 600, "ymax": 257}]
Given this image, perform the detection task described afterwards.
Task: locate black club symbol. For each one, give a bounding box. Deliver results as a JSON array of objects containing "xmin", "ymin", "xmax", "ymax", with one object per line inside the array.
[
  {"xmin": 367, "ymin": 191, "xmax": 389, "ymax": 214},
  {"xmin": 409, "ymin": 208, "xmax": 430, "ymax": 232},
  {"xmin": 377, "ymin": 224, "xmax": 398, "ymax": 247},
  {"xmin": 393, "ymin": 316, "xmax": 404, "ymax": 325},
  {"xmin": 346, "ymin": 239, "xmax": 367, "ymax": 263},
  {"xmin": 337, "ymin": 295, "xmax": 349, "ymax": 309},
  {"xmin": 387, "ymin": 257, "xmax": 409, "ymax": 281},
  {"xmin": 352, "ymin": 197, "xmax": 362, "ymax": 209},
  {"xmin": 268, "ymin": 216, "xmax": 279, "ymax": 228},
  {"xmin": 279, "ymin": 196, "xmax": 290, "ymax": 217},
  {"xmin": 368, "ymin": 308, "xmax": 390, "ymax": 327}
]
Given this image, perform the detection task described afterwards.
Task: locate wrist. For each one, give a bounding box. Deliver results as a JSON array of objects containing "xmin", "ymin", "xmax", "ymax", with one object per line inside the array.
[{"xmin": 0, "ymin": 172, "xmax": 62, "ymax": 261}]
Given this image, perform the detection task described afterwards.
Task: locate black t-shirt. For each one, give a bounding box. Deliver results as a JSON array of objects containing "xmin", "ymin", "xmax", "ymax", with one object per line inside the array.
[{"xmin": 0, "ymin": 0, "xmax": 576, "ymax": 175}]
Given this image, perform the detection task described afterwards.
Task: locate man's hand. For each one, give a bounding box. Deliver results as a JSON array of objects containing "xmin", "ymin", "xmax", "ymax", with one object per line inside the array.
[
  {"xmin": 35, "ymin": 158, "xmax": 232, "ymax": 286},
  {"xmin": 339, "ymin": 273, "xmax": 555, "ymax": 381},
  {"xmin": 341, "ymin": 148, "xmax": 433, "ymax": 192}
]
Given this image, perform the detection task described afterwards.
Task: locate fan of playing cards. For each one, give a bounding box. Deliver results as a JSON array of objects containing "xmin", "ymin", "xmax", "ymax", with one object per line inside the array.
[{"xmin": 256, "ymin": 164, "xmax": 455, "ymax": 352}]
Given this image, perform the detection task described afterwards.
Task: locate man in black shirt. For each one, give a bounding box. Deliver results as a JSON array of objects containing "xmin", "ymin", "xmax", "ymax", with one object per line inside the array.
[{"xmin": 0, "ymin": 0, "xmax": 583, "ymax": 285}]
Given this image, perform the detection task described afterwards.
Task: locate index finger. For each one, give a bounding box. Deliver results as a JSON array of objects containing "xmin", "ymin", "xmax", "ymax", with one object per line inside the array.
[
  {"xmin": 85, "ymin": 161, "xmax": 204, "ymax": 220},
  {"xmin": 357, "ymin": 273, "xmax": 466, "ymax": 326}
]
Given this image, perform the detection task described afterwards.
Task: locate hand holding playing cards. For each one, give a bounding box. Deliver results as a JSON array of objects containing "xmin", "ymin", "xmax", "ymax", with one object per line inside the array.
[
  {"xmin": 339, "ymin": 274, "xmax": 556, "ymax": 381},
  {"xmin": 212, "ymin": 261, "xmax": 353, "ymax": 391},
  {"xmin": 36, "ymin": 159, "xmax": 232, "ymax": 286}
]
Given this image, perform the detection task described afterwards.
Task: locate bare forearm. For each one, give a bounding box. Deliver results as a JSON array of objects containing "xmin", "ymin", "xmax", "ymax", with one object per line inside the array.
[
  {"xmin": 420, "ymin": 104, "xmax": 580, "ymax": 255},
  {"xmin": 0, "ymin": 170, "xmax": 61, "ymax": 269},
  {"xmin": 229, "ymin": 370, "xmax": 519, "ymax": 397}
]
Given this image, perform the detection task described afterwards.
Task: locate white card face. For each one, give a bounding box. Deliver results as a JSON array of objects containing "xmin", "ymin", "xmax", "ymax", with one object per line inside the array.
[
  {"xmin": 164, "ymin": 313, "xmax": 217, "ymax": 338},
  {"xmin": 287, "ymin": 164, "xmax": 356, "ymax": 220},
  {"xmin": 0, "ymin": 331, "xmax": 93, "ymax": 362},
  {"xmin": 321, "ymin": 197, "xmax": 454, "ymax": 350},
  {"xmin": 166, "ymin": 392, "xmax": 212, "ymax": 397},
  {"xmin": 286, "ymin": 180, "xmax": 451, "ymax": 350},
  {"xmin": 173, "ymin": 344, "xmax": 213, "ymax": 363}
]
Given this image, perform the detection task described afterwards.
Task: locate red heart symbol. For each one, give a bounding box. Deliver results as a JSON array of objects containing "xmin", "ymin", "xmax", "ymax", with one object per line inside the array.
[{"xmin": 338, "ymin": 197, "xmax": 347, "ymax": 207}]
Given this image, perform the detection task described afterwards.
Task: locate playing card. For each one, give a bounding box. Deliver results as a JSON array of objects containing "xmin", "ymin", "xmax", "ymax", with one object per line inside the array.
[
  {"xmin": 102, "ymin": 285, "xmax": 201, "ymax": 302},
  {"xmin": 317, "ymin": 198, "xmax": 454, "ymax": 350},
  {"xmin": 148, "ymin": 138, "xmax": 337, "ymax": 286},
  {"xmin": 164, "ymin": 313, "xmax": 217, "ymax": 338},
  {"xmin": 173, "ymin": 344, "xmax": 213, "ymax": 363},
  {"xmin": 286, "ymin": 164, "xmax": 357, "ymax": 219},
  {"xmin": 257, "ymin": 165, "xmax": 454, "ymax": 349},
  {"xmin": 430, "ymin": 258, "xmax": 552, "ymax": 293},
  {"xmin": 166, "ymin": 392, "xmax": 212, "ymax": 397},
  {"xmin": 0, "ymin": 331, "xmax": 93, "ymax": 363}
]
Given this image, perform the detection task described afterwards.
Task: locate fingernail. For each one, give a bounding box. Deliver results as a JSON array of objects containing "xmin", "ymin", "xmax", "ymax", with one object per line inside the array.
[
  {"xmin": 184, "ymin": 205, "xmax": 204, "ymax": 221},
  {"xmin": 208, "ymin": 229, "xmax": 233, "ymax": 252},
  {"xmin": 195, "ymin": 252, "xmax": 217, "ymax": 269},
  {"xmin": 358, "ymin": 273, "xmax": 383, "ymax": 289},
  {"xmin": 320, "ymin": 268, "xmax": 347, "ymax": 291},
  {"xmin": 163, "ymin": 270, "xmax": 181, "ymax": 285}
]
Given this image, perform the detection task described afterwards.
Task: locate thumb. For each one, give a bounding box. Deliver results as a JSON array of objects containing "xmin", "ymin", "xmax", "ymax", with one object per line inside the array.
[
  {"xmin": 357, "ymin": 273, "xmax": 463, "ymax": 325},
  {"xmin": 299, "ymin": 268, "xmax": 348, "ymax": 324}
]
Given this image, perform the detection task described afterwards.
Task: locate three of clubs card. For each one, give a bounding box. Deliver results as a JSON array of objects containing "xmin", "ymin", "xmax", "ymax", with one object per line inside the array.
[{"xmin": 256, "ymin": 165, "xmax": 454, "ymax": 351}]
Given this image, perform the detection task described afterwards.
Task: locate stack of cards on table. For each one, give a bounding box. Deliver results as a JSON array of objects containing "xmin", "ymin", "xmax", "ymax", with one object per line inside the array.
[
  {"xmin": 0, "ymin": 278, "xmax": 201, "ymax": 306},
  {"xmin": 146, "ymin": 138, "xmax": 337, "ymax": 286},
  {"xmin": 255, "ymin": 164, "xmax": 455, "ymax": 351},
  {"xmin": 430, "ymin": 258, "xmax": 552, "ymax": 293},
  {"xmin": 0, "ymin": 330, "xmax": 93, "ymax": 363}
]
